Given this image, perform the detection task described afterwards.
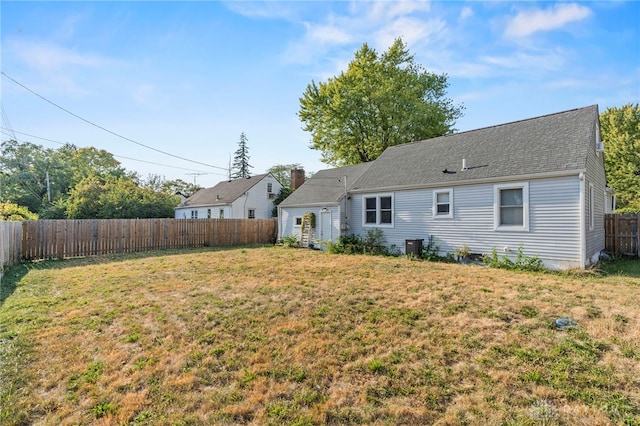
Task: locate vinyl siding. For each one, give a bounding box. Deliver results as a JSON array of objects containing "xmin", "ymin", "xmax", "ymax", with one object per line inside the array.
[
  {"xmin": 351, "ymin": 175, "xmax": 582, "ymax": 269},
  {"xmin": 175, "ymin": 175, "xmax": 281, "ymax": 219},
  {"xmin": 584, "ymin": 122, "xmax": 607, "ymax": 265},
  {"xmin": 279, "ymin": 206, "xmax": 341, "ymax": 246},
  {"xmin": 238, "ymin": 176, "xmax": 281, "ymax": 219}
]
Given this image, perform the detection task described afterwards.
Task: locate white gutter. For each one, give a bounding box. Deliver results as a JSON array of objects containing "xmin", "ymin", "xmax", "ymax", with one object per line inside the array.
[{"xmin": 277, "ymin": 205, "xmax": 282, "ymax": 240}]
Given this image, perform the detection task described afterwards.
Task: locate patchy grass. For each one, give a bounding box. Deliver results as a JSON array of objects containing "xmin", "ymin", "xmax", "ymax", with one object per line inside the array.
[{"xmin": 1, "ymin": 247, "xmax": 639, "ymax": 425}]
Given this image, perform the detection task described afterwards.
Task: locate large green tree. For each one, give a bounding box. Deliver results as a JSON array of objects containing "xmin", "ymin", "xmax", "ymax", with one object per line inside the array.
[
  {"xmin": 299, "ymin": 38, "xmax": 463, "ymax": 166},
  {"xmin": 0, "ymin": 140, "xmax": 182, "ymax": 219},
  {"xmin": 65, "ymin": 176, "xmax": 178, "ymax": 219},
  {"xmin": 600, "ymin": 104, "xmax": 640, "ymax": 213},
  {"xmin": 0, "ymin": 141, "xmax": 127, "ymax": 216}
]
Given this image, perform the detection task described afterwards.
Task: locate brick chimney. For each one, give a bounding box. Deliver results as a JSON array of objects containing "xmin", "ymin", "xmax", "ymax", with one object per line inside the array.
[{"xmin": 291, "ymin": 168, "xmax": 305, "ymax": 190}]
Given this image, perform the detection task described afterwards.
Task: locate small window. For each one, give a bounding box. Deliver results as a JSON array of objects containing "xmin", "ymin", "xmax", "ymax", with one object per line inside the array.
[
  {"xmin": 191, "ymin": 210, "xmax": 198, "ymax": 219},
  {"xmin": 363, "ymin": 194, "xmax": 394, "ymax": 227},
  {"xmin": 433, "ymin": 188, "xmax": 453, "ymax": 218},
  {"xmin": 248, "ymin": 209, "xmax": 256, "ymax": 219},
  {"xmin": 494, "ymin": 183, "xmax": 529, "ymax": 231},
  {"xmin": 219, "ymin": 209, "xmax": 224, "ymax": 219},
  {"xmin": 294, "ymin": 217, "xmax": 303, "ymax": 226},
  {"xmin": 207, "ymin": 209, "xmax": 211, "ymax": 219},
  {"xmin": 267, "ymin": 182, "xmax": 273, "ymax": 193}
]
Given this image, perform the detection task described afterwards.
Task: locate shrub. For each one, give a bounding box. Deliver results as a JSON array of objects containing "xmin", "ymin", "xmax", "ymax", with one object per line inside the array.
[
  {"xmin": 326, "ymin": 229, "xmax": 389, "ymax": 255},
  {"xmin": 483, "ymin": 244, "xmax": 546, "ymax": 272},
  {"xmin": 282, "ymin": 234, "xmax": 299, "ymax": 248},
  {"xmin": 0, "ymin": 202, "xmax": 38, "ymax": 221}
]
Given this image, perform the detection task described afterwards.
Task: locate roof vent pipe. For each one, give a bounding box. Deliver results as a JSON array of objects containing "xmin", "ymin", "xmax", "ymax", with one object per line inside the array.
[{"xmin": 462, "ymin": 158, "xmax": 468, "ymax": 171}]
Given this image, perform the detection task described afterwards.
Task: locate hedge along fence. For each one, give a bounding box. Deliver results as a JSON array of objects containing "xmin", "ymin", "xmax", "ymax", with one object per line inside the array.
[
  {"xmin": 0, "ymin": 221, "xmax": 23, "ymax": 282},
  {"xmin": 16, "ymin": 218, "xmax": 277, "ymax": 261}
]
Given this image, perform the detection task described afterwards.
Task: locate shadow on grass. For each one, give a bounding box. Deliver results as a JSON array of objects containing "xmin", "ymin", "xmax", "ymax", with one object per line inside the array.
[
  {"xmin": 599, "ymin": 257, "xmax": 640, "ymax": 278},
  {"xmin": 0, "ymin": 264, "xmax": 30, "ymax": 308},
  {"xmin": 1, "ymin": 244, "xmax": 272, "ymax": 307}
]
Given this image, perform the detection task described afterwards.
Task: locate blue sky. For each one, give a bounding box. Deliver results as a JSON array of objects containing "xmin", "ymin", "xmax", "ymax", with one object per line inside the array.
[{"xmin": 1, "ymin": 1, "xmax": 638, "ymax": 188}]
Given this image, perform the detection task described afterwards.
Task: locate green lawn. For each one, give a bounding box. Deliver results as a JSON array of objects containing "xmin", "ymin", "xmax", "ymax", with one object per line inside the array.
[{"xmin": 1, "ymin": 247, "xmax": 639, "ymax": 425}]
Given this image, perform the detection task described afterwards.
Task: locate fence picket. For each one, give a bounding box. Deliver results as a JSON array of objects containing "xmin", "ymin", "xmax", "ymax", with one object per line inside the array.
[
  {"xmin": 7, "ymin": 218, "xmax": 276, "ymax": 262},
  {"xmin": 604, "ymin": 214, "xmax": 639, "ymax": 257}
]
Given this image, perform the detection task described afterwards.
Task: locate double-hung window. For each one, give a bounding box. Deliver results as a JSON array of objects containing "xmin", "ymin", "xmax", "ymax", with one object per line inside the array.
[
  {"xmin": 433, "ymin": 188, "xmax": 453, "ymax": 219},
  {"xmin": 363, "ymin": 194, "xmax": 393, "ymax": 227},
  {"xmin": 494, "ymin": 183, "xmax": 529, "ymax": 231}
]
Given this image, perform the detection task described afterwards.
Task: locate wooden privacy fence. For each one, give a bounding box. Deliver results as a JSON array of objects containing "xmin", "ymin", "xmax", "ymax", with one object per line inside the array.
[
  {"xmin": 21, "ymin": 218, "xmax": 277, "ymax": 261},
  {"xmin": 605, "ymin": 214, "xmax": 639, "ymax": 257},
  {"xmin": 0, "ymin": 221, "xmax": 23, "ymax": 281}
]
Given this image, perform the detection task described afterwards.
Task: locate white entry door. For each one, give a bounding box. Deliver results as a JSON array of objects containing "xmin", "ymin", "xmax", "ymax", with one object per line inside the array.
[{"xmin": 319, "ymin": 210, "xmax": 332, "ymax": 250}]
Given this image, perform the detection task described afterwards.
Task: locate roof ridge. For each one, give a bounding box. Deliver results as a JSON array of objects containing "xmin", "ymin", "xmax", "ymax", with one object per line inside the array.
[
  {"xmin": 394, "ymin": 104, "xmax": 598, "ymax": 149},
  {"xmin": 444, "ymin": 104, "xmax": 597, "ymax": 139}
]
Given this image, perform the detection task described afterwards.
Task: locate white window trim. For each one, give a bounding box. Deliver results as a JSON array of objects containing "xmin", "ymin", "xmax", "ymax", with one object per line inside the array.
[
  {"xmin": 362, "ymin": 193, "xmax": 394, "ymax": 228},
  {"xmin": 433, "ymin": 188, "xmax": 453, "ymax": 219},
  {"xmin": 293, "ymin": 216, "xmax": 303, "ymax": 227},
  {"xmin": 494, "ymin": 182, "xmax": 529, "ymax": 232}
]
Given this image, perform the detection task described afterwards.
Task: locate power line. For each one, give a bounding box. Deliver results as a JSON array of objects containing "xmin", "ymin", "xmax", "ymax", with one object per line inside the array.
[
  {"xmin": 1, "ymin": 71, "xmax": 229, "ymax": 171},
  {"xmin": 0, "ymin": 128, "xmax": 228, "ymax": 177},
  {"xmin": 0, "ymin": 104, "xmax": 17, "ymax": 140}
]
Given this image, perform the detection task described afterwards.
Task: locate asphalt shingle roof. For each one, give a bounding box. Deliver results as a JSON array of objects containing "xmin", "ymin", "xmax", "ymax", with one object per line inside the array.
[
  {"xmin": 180, "ymin": 173, "xmax": 269, "ymax": 207},
  {"xmin": 351, "ymin": 105, "xmax": 598, "ymax": 191},
  {"xmin": 279, "ymin": 163, "xmax": 373, "ymax": 207}
]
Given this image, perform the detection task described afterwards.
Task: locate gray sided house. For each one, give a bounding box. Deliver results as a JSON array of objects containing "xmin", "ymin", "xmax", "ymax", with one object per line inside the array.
[
  {"xmin": 175, "ymin": 173, "xmax": 282, "ymax": 220},
  {"xmin": 278, "ymin": 163, "xmax": 373, "ymax": 250},
  {"xmin": 279, "ymin": 105, "xmax": 612, "ymax": 270}
]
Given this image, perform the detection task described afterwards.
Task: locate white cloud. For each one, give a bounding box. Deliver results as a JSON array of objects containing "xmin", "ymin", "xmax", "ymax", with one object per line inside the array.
[
  {"xmin": 459, "ymin": 6, "xmax": 473, "ymax": 21},
  {"xmin": 4, "ymin": 38, "xmax": 120, "ymax": 95},
  {"xmin": 8, "ymin": 39, "xmax": 105, "ymax": 71},
  {"xmin": 374, "ymin": 16, "xmax": 446, "ymax": 51},
  {"xmin": 363, "ymin": 0, "xmax": 431, "ymax": 21},
  {"xmin": 281, "ymin": 0, "xmax": 443, "ymax": 74},
  {"xmin": 481, "ymin": 49, "xmax": 565, "ymax": 74},
  {"xmin": 504, "ymin": 3, "xmax": 593, "ymax": 38},
  {"xmin": 305, "ymin": 22, "xmax": 352, "ymax": 45}
]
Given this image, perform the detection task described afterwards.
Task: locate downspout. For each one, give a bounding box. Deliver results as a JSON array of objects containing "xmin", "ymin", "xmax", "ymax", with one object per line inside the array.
[
  {"xmin": 342, "ymin": 176, "xmax": 349, "ymax": 233},
  {"xmin": 579, "ymin": 172, "xmax": 586, "ymax": 268},
  {"xmin": 277, "ymin": 205, "xmax": 282, "ymax": 241}
]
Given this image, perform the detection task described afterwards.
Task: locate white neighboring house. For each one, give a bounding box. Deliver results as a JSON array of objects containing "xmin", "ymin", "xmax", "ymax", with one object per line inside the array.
[
  {"xmin": 175, "ymin": 173, "xmax": 282, "ymax": 220},
  {"xmin": 279, "ymin": 105, "xmax": 613, "ymax": 270}
]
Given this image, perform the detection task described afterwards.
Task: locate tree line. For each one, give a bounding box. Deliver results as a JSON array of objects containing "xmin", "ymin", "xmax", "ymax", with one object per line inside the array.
[{"xmin": 0, "ymin": 140, "xmax": 200, "ymax": 220}]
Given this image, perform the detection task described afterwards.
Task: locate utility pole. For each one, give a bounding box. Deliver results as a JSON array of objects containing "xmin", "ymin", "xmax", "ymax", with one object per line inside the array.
[{"xmin": 46, "ymin": 171, "xmax": 51, "ymax": 202}]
